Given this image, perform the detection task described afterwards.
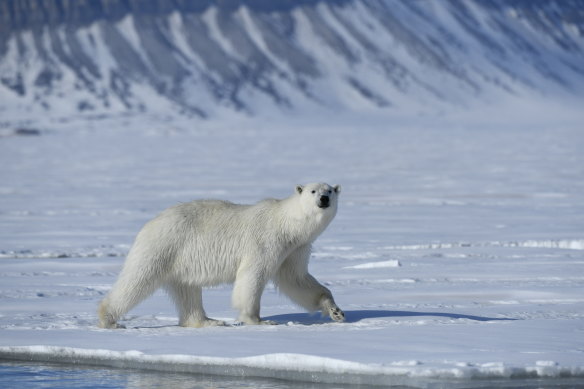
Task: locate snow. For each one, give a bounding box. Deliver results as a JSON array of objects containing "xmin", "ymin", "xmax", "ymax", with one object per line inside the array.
[
  {"xmin": 116, "ymin": 15, "xmax": 151, "ymax": 72},
  {"xmin": 1, "ymin": 110, "xmax": 584, "ymax": 387},
  {"xmin": 343, "ymin": 260, "xmax": 401, "ymax": 269},
  {"xmin": 202, "ymin": 7, "xmax": 237, "ymax": 61}
]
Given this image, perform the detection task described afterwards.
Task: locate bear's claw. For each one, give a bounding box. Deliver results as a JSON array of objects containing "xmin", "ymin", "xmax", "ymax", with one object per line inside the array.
[{"xmin": 329, "ymin": 306, "xmax": 345, "ymax": 322}]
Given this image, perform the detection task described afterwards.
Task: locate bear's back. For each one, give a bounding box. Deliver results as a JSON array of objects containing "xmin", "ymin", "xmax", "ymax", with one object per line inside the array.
[
  {"xmin": 156, "ymin": 197, "xmax": 287, "ymax": 246},
  {"xmin": 166, "ymin": 199, "xmax": 244, "ymax": 227}
]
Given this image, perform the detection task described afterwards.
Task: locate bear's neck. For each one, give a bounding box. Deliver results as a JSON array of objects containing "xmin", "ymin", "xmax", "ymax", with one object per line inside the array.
[{"xmin": 277, "ymin": 196, "xmax": 333, "ymax": 244}]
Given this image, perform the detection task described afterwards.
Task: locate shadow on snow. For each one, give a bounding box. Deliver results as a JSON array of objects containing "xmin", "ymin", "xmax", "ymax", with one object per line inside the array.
[
  {"xmin": 126, "ymin": 310, "xmax": 516, "ymax": 329},
  {"xmin": 264, "ymin": 310, "xmax": 517, "ymax": 325}
]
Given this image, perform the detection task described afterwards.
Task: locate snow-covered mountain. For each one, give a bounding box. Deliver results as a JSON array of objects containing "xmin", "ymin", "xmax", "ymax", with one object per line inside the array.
[{"xmin": 1, "ymin": 0, "xmax": 583, "ymax": 119}]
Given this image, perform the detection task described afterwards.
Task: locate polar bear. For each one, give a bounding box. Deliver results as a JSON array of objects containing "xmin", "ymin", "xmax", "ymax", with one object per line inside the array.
[{"xmin": 98, "ymin": 182, "xmax": 344, "ymax": 328}]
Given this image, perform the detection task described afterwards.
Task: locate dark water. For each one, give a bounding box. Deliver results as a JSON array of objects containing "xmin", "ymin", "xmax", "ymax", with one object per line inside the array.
[
  {"xmin": 0, "ymin": 361, "xmax": 353, "ymax": 389},
  {"xmin": 1, "ymin": 361, "xmax": 583, "ymax": 389}
]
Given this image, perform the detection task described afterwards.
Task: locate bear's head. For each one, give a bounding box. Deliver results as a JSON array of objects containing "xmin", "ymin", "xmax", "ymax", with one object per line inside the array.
[{"xmin": 295, "ymin": 182, "xmax": 341, "ymax": 217}]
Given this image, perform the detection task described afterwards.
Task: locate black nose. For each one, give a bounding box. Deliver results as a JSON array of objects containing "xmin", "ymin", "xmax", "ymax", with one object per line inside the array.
[{"xmin": 320, "ymin": 195, "xmax": 329, "ymax": 205}]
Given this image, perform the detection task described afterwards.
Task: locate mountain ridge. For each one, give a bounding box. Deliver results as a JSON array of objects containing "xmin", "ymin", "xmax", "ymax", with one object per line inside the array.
[{"xmin": 1, "ymin": 0, "xmax": 583, "ymax": 119}]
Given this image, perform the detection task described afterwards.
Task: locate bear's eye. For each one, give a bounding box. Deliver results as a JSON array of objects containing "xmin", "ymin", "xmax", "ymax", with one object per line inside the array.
[
  {"xmin": 311, "ymin": 190, "xmax": 316, "ymax": 194},
  {"xmin": 328, "ymin": 190, "xmax": 332, "ymax": 194}
]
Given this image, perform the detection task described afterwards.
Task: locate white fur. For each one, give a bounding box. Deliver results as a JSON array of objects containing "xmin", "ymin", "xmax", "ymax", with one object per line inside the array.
[{"xmin": 98, "ymin": 183, "xmax": 344, "ymax": 328}]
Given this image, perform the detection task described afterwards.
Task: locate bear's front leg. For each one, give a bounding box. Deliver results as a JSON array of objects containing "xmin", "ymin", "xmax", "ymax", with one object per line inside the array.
[
  {"xmin": 232, "ymin": 266, "xmax": 276, "ymax": 325},
  {"xmin": 275, "ymin": 245, "xmax": 345, "ymax": 323}
]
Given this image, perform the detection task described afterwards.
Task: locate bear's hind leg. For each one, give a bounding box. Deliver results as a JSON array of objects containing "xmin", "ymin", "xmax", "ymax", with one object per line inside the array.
[
  {"xmin": 166, "ymin": 283, "xmax": 225, "ymax": 328},
  {"xmin": 98, "ymin": 269, "xmax": 162, "ymax": 329}
]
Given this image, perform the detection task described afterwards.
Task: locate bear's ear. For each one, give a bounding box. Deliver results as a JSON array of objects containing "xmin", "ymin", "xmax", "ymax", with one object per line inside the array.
[
  {"xmin": 296, "ymin": 185, "xmax": 304, "ymax": 194},
  {"xmin": 334, "ymin": 184, "xmax": 341, "ymax": 194}
]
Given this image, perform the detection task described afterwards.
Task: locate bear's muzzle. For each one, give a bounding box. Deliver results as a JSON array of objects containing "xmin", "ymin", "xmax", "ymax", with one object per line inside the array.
[{"xmin": 318, "ymin": 195, "xmax": 330, "ymax": 208}]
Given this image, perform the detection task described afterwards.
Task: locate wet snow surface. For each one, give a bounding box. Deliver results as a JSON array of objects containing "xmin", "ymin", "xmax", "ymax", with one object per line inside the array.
[{"xmin": 1, "ymin": 114, "xmax": 583, "ymax": 387}]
